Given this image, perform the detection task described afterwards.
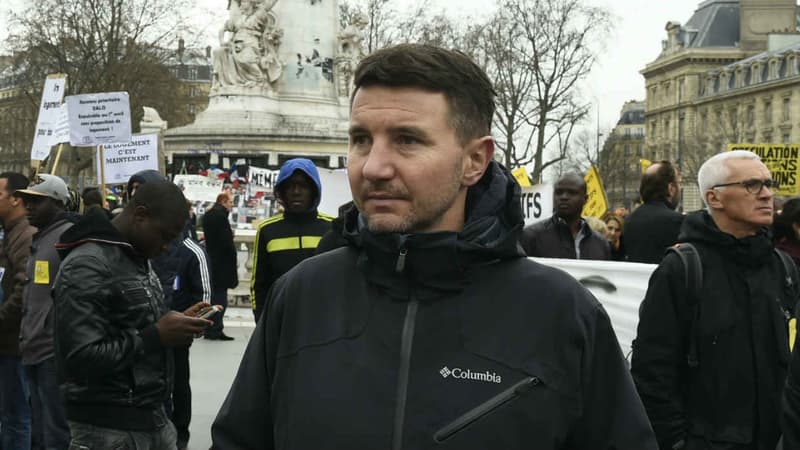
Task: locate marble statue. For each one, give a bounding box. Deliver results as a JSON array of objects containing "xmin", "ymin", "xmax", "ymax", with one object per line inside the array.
[
  {"xmin": 213, "ymin": 0, "xmax": 284, "ymax": 90},
  {"xmin": 335, "ymin": 13, "xmax": 368, "ymax": 97}
]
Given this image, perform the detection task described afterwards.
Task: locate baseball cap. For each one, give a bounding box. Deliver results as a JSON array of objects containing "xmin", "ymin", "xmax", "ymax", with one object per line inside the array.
[{"xmin": 14, "ymin": 174, "xmax": 70, "ymax": 204}]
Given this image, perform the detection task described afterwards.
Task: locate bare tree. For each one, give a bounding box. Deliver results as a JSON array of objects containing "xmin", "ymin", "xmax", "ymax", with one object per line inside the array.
[{"xmin": 339, "ymin": 0, "xmax": 399, "ymax": 53}]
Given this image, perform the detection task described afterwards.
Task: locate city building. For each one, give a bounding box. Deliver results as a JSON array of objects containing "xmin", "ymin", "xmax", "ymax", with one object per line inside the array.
[
  {"xmin": 600, "ymin": 100, "xmax": 646, "ymax": 210},
  {"xmin": 641, "ymin": 0, "xmax": 800, "ymax": 210}
]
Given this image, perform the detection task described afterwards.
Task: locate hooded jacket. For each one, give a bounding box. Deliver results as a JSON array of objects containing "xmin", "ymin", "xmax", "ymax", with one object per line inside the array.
[
  {"xmin": 631, "ymin": 210, "xmax": 794, "ymax": 449},
  {"xmin": 213, "ymin": 162, "xmax": 657, "ymax": 450},
  {"xmin": 250, "ymin": 159, "xmax": 332, "ymax": 321},
  {"xmin": 52, "ymin": 208, "xmax": 172, "ymax": 430}
]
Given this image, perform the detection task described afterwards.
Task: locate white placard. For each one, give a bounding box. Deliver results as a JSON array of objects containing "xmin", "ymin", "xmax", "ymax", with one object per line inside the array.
[
  {"xmin": 49, "ymin": 103, "xmax": 70, "ymax": 146},
  {"xmin": 31, "ymin": 75, "xmax": 67, "ymax": 161},
  {"xmin": 66, "ymin": 92, "xmax": 132, "ymax": 146},
  {"xmin": 248, "ymin": 166, "xmax": 280, "ymax": 193},
  {"xmin": 174, "ymin": 175, "xmax": 224, "ymax": 203},
  {"xmin": 317, "ymin": 169, "xmax": 352, "ymax": 217},
  {"xmin": 520, "ymin": 184, "xmax": 553, "ymax": 226},
  {"xmin": 95, "ymin": 134, "xmax": 159, "ymax": 184}
]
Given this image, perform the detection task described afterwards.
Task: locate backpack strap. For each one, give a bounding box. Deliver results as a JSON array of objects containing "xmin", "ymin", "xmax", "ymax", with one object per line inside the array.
[
  {"xmin": 774, "ymin": 249, "xmax": 799, "ymax": 352},
  {"xmin": 666, "ymin": 243, "xmax": 703, "ymax": 368}
]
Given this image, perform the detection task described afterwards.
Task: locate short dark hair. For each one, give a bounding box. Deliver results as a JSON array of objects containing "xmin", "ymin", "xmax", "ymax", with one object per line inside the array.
[
  {"xmin": 0, "ymin": 172, "xmax": 29, "ymax": 195},
  {"xmin": 81, "ymin": 187, "xmax": 103, "ymax": 208},
  {"xmin": 353, "ymin": 44, "xmax": 496, "ymax": 144},
  {"xmin": 775, "ymin": 197, "xmax": 800, "ymax": 242},
  {"xmin": 127, "ymin": 182, "xmax": 188, "ymax": 224},
  {"xmin": 639, "ymin": 160, "xmax": 677, "ymax": 203}
]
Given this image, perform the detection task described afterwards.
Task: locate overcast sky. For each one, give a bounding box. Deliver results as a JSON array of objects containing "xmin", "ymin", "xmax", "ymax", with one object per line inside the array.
[{"xmin": 1, "ymin": 0, "xmax": 702, "ymax": 130}]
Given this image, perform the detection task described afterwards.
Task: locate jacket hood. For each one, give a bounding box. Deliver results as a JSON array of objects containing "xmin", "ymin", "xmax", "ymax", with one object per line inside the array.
[
  {"xmin": 679, "ymin": 210, "xmax": 773, "ymax": 267},
  {"xmin": 341, "ymin": 161, "xmax": 525, "ymax": 300},
  {"xmin": 127, "ymin": 169, "xmax": 167, "ymax": 194},
  {"xmin": 55, "ymin": 207, "xmax": 134, "ymax": 259},
  {"xmin": 275, "ymin": 158, "xmax": 322, "ymax": 210}
]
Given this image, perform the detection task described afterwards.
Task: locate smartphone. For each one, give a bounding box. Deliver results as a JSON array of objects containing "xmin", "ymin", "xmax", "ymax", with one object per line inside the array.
[{"xmin": 197, "ymin": 305, "xmax": 222, "ymax": 320}]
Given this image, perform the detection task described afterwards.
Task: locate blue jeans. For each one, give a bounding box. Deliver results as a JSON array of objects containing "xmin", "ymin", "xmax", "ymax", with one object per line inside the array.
[
  {"xmin": 0, "ymin": 354, "xmax": 32, "ymax": 450},
  {"xmin": 67, "ymin": 419, "xmax": 177, "ymax": 450},
  {"xmin": 26, "ymin": 357, "xmax": 70, "ymax": 450}
]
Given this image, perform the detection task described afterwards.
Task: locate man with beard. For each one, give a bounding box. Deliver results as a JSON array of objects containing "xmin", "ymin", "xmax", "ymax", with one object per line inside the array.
[
  {"xmin": 520, "ymin": 172, "xmax": 610, "ymax": 260},
  {"xmin": 249, "ymin": 158, "xmax": 332, "ymax": 322},
  {"xmin": 14, "ymin": 174, "xmax": 75, "ymax": 450},
  {"xmin": 211, "ymin": 44, "xmax": 655, "ymax": 450},
  {"xmin": 632, "ymin": 151, "xmax": 792, "ymax": 450},
  {"xmin": 623, "ymin": 160, "xmax": 684, "ymax": 264}
]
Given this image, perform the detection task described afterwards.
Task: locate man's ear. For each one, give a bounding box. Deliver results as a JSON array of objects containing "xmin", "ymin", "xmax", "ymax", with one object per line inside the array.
[
  {"xmin": 132, "ymin": 205, "xmax": 150, "ymax": 223},
  {"xmin": 705, "ymin": 189, "xmax": 723, "ymax": 210},
  {"xmin": 462, "ymin": 136, "xmax": 495, "ymax": 187}
]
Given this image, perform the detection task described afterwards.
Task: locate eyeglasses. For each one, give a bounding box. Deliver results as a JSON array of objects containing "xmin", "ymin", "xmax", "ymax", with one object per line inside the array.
[{"xmin": 711, "ymin": 178, "xmax": 778, "ymax": 195}]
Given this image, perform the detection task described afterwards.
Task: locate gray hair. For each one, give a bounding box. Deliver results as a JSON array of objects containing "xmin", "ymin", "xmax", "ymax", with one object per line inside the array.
[{"xmin": 697, "ymin": 150, "xmax": 763, "ymax": 207}]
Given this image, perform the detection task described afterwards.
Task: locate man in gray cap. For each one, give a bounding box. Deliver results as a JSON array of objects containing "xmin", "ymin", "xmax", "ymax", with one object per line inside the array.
[{"xmin": 14, "ymin": 174, "xmax": 74, "ymax": 450}]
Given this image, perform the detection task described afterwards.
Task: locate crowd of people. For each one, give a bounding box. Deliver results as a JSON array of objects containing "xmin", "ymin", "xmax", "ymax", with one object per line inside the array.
[{"xmin": 2, "ymin": 43, "xmax": 800, "ymax": 449}]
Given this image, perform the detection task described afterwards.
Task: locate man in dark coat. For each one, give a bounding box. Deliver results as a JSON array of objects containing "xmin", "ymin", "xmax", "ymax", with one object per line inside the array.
[
  {"xmin": 520, "ymin": 172, "xmax": 610, "ymax": 260},
  {"xmin": 202, "ymin": 192, "xmax": 238, "ymax": 340},
  {"xmin": 623, "ymin": 160, "xmax": 684, "ymax": 264},
  {"xmin": 632, "ymin": 151, "xmax": 791, "ymax": 450}
]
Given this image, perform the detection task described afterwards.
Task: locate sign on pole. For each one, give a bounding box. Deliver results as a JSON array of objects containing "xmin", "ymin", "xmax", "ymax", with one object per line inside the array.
[
  {"xmin": 95, "ymin": 134, "xmax": 159, "ymax": 184},
  {"xmin": 49, "ymin": 103, "xmax": 70, "ymax": 146},
  {"xmin": 31, "ymin": 74, "xmax": 67, "ymax": 161},
  {"xmin": 174, "ymin": 175, "xmax": 224, "ymax": 203},
  {"xmin": 66, "ymin": 92, "xmax": 132, "ymax": 146},
  {"xmin": 520, "ymin": 184, "xmax": 553, "ymax": 226},
  {"xmin": 582, "ymin": 165, "xmax": 609, "ymax": 218},
  {"xmin": 511, "ymin": 167, "xmax": 532, "ymax": 187},
  {"xmin": 728, "ymin": 143, "xmax": 800, "ymax": 196}
]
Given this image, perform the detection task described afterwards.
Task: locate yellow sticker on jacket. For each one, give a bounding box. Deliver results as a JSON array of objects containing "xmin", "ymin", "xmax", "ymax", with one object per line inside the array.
[
  {"xmin": 34, "ymin": 260, "xmax": 49, "ymax": 285},
  {"xmin": 790, "ymin": 318, "xmax": 797, "ymax": 352}
]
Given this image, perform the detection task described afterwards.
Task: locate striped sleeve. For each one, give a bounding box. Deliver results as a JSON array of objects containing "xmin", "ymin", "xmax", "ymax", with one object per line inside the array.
[{"xmin": 184, "ymin": 238, "xmax": 212, "ymax": 303}]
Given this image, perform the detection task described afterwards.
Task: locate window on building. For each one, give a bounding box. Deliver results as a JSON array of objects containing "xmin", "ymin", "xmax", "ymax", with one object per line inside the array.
[
  {"xmin": 729, "ymin": 108, "xmax": 737, "ymax": 132},
  {"xmin": 664, "ymin": 119, "xmax": 670, "ymax": 138},
  {"xmin": 747, "ymin": 105, "xmax": 755, "ymax": 127},
  {"xmin": 678, "ymin": 79, "xmax": 685, "ymax": 102},
  {"xmin": 651, "ymin": 121, "xmax": 657, "ymax": 137},
  {"xmin": 763, "ymin": 132, "xmax": 772, "ymax": 142},
  {"xmin": 188, "ymin": 104, "xmax": 196, "ymax": 115},
  {"xmin": 624, "ymin": 145, "xmax": 630, "ymax": 157},
  {"xmin": 784, "ymin": 97, "xmax": 791, "ymax": 122},
  {"xmin": 764, "ymin": 101, "xmax": 772, "ymax": 123},
  {"xmin": 189, "ymin": 86, "xmax": 198, "ymax": 97},
  {"xmin": 637, "ymin": 144, "xmax": 643, "ymax": 156},
  {"xmin": 188, "ymin": 67, "xmax": 198, "ymax": 80},
  {"xmin": 700, "ymin": 112, "xmax": 708, "ymax": 132},
  {"xmin": 784, "ymin": 133, "xmax": 791, "ymax": 144}
]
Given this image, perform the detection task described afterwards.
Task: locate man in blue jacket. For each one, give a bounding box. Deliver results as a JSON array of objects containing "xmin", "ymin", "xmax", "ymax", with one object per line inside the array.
[{"xmin": 249, "ymin": 158, "xmax": 332, "ymax": 322}]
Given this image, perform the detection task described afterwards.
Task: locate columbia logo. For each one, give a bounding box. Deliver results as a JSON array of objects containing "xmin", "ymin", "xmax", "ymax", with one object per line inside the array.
[
  {"xmin": 439, "ymin": 366, "xmax": 502, "ymax": 384},
  {"xmin": 440, "ymin": 367, "xmax": 452, "ymax": 378}
]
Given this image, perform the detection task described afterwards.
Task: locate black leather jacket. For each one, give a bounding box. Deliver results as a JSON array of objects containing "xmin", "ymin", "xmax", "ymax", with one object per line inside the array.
[{"xmin": 53, "ymin": 209, "xmax": 172, "ymax": 430}]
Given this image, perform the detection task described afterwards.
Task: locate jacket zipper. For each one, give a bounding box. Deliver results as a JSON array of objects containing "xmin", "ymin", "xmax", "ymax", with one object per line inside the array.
[
  {"xmin": 391, "ymin": 244, "xmax": 415, "ymax": 450},
  {"xmin": 433, "ymin": 376, "xmax": 541, "ymax": 443}
]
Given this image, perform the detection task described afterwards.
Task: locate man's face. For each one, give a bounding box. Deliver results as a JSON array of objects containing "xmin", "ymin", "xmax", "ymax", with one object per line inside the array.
[
  {"xmin": 710, "ymin": 158, "xmax": 774, "ymax": 233},
  {"xmin": 21, "ymin": 195, "xmax": 61, "ymax": 229},
  {"xmin": 348, "ymin": 86, "xmax": 473, "ymax": 234},
  {"xmin": 0, "ymin": 179, "xmax": 20, "ymax": 222},
  {"xmin": 553, "ymin": 177, "xmax": 587, "ymax": 220},
  {"xmin": 131, "ymin": 209, "xmax": 185, "ymax": 258},
  {"xmin": 279, "ymin": 172, "xmax": 315, "ymax": 214},
  {"xmin": 667, "ymin": 168, "xmax": 682, "ymax": 209}
]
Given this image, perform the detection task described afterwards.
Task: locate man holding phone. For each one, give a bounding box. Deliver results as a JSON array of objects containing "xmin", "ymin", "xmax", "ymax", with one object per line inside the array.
[{"xmin": 53, "ymin": 182, "xmax": 213, "ymax": 449}]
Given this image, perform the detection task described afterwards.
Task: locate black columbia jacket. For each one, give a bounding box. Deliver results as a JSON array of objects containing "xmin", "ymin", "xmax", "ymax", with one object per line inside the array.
[
  {"xmin": 631, "ymin": 211, "xmax": 796, "ymax": 449},
  {"xmin": 52, "ymin": 209, "xmax": 172, "ymax": 430},
  {"xmin": 212, "ymin": 162, "xmax": 656, "ymax": 449}
]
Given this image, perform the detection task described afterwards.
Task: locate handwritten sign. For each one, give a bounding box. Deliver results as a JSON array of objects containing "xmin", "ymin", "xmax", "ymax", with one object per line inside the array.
[
  {"xmin": 174, "ymin": 175, "xmax": 224, "ymax": 203},
  {"xmin": 66, "ymin": 92, "xmax": 132, "ymax": 146},
  {"xmin": 49, "ymin": 103, "xmax": 70, "ymax": 146},
  {"xmin": 248, "ymin": 166, "xmax": 280, "ymax": 194},
  {"xmin": 728, "ymin": 144, "xmax": 800, "ymax": 196},
  {"xmin": 31, "ymin": 75, "xmax": 67, "ymax": 161},
  {"xmin": 95, "ymin": 134, "xmax": 159, "ymax": 184}
]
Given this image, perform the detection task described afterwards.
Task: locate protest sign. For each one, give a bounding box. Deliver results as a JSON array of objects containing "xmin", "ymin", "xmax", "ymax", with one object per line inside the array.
[
  {"xmin": 248, "ymin": 166, "xmax": 280, "ymax": 194},
  {"xmin": 31, "ymin": 74, "xmax": 67, "ymax": 161},
  {"xmin": 728, "ymin": 144, "xmax": 800, "ymax": 196},
  {"xmin": 520, "ymin": 184, "xmax": 553, "ymax": 226},
  {"xmin": 511, "ymin": 167, "xmax": 532, "ymax": 187},
  {"xmin": 174, "ymin": 175, "xmax": 224, "ymax": 203},
  {"xmin": 49, "ymin": 103, "xmax": 70, "ymax": 146},
  {"xmin": 66, "ymin": 92, "xmax": 132, "ymax": 146},
  {"xmin": 582, "ymin": 165, "xmax": 608, "ymax": 218},
  {"xmin": 317, "ymin": 169, "xmax": 352, "ymax": 216},
  {"xmin": 95, "ymin": 135, "xmax": 159, "ymax": 184}
]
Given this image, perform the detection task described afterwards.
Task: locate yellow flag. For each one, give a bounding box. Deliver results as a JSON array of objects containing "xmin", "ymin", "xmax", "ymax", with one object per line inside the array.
[
  {"xmin": 511, "ymin": 167, "xmax": 531, "ymax": 187},
  {"xmin": 581, "ymin": 166, "xmax": 608, "ymax": 219},
  {"xmin": 640, "ymin": 159, "xmax": 653, "ymax": 174}
]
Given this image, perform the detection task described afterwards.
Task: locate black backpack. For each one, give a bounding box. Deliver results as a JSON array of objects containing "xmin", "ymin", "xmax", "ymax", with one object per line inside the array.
[{"xmin": 668, "ymin": 243, "xmax": 799, "ymax": 368}]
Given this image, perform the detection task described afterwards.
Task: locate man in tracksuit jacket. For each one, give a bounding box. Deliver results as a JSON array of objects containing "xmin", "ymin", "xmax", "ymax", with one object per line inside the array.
[
  {"xmin": 212, "ymin": 44, "xmax": 657, "ymax": 450},
  {"xmin": 250, "ymin": 158, "xmax": 332, "ymax": 321}
]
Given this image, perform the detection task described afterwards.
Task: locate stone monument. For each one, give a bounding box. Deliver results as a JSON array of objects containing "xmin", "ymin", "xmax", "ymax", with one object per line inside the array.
[{"xmin": 164, "ymin": 0, "xmax": 366, "ymax": 171}]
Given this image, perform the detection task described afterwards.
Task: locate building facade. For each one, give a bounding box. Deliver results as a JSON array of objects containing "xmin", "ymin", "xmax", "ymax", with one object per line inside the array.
[
  {"xmin": 601, "ymin": 100, "xmax": 646, "ymax": 210},
  {"xmin": 641, "ymin": 0, "xmax": 800, "ymax": 210}
]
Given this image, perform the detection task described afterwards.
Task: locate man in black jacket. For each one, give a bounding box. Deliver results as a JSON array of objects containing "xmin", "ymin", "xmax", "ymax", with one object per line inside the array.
[
  {"xmin": 53, "ymin": 182, "xmax": 212, "ymax": 449},
  {"xmin": 202, "ymin": 192, "xmax": 238, "ymax": 339},
  {"xmin": 212, "ymin": 44, "xmax": 656, "ymax": 450},
  {"xmin": 632, "ymin": 151, "xmax": 791, "ymax": 450},
  {"xmin": 520, "ymin": 172, "xmax": 610, "ymax": 260},
  {"xmin": 623, "ymin": 160, "xmax": 684, "ymax": 264}
]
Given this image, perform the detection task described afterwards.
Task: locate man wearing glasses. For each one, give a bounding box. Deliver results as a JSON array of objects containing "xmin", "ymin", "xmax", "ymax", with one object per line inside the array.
[{"xmin": 631, "ymin": 150, "xmax": 793, "ymax": 450}]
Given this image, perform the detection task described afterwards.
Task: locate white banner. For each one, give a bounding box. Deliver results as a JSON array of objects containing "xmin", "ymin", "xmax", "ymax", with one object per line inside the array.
[
  {"xmin": 174, "ymin": 175, "xmax": 224, "ymax": 203},
  {"xmin": 31, "ymin": 75, "xmax": 67, "ymax": 161},
  {"xmin": 49, "ymin": 103, "xmax": 70, "ymax": 146},
  {"xmin": 248, "ymin": 166, "xmax": 280, "ymax": 193},
  {"xmin": 520, "ymin": 184, "xmax": 553, "ymax": 226},
  {"xmin": 95, "ymin": 134, "xmax": 159, "ymax": 184},
  {"xmin": 66, "ymin": 91, "xmax": 132, "ymax": 146}
]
